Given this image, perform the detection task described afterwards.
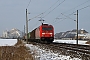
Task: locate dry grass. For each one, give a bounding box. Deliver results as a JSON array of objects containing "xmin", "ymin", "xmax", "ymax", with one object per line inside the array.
[{"xmin": 0, "ymin": 40, "xmax": 34, "ymax": 60}]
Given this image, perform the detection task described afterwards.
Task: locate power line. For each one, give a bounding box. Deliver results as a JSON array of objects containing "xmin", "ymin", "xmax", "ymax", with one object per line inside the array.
[
  {"xmin": 39, "ymin": 0, "xmax": 66, "ymax": 25},
  {"xmin": 56, "ymin": 0, "xmax": 90, "ymax": 18},
  {"xmin": 28, "ymin": 0, "xmax": 66, "ymax": 21},
  {"xmin": 30, "ymin": 13, "xmax": 43, "ymax": 20},
  {"xmin": 26, "ymin": 0, "xmax": 31, "ymax": 8},
  {"xmin": 51, "ymin": 17, "xmax": 67, "ymax": 25},
  {"xmin": 79, "ymin": 5, "xmax": 90, "ymax": 11},
  {"xmin": 49, "ymin": 0, "xmax": 90, "ymax": 27},
  {"xmin": 43, "ymin": 0, "xmax": 66, "ymax": 18},
  {"xmin": 28, "ymin": 0, "xmax": 90, "ymax": 26},
  {"xmin": 58, "ymin": 4, "xmax": 90, "ymax": 21},
  {"xmin": 42, "ymin": 0, "xmax": 60, "ymax": 14},
  {"xmin": 61, "ymin": 13, "xmax": 75, "ymax": 21},
  {"xmin": 29, "ymin": 0, "xmax": 89, "ymax": 20},
  {"xmin": 54, "ymin": 0, "xmax": 90, "ymax": 23},
  {"xmin": 51, "ymin": 13, "xmax": 75, "ymax": 25},
  {"xmin": 63, "ymin": 0, "xmax": 90, "ymax": 14},
  {"xmin": 68, "ymin": 4, "xmax": 90, "ymax": 16},
  {"xmin": 52, "ymin": 4, "xmax": 90, "ymax": 26},
  {"xmin": 29, "ymin": 0, "xmax": 61, "ymax": 20},
  {"xmin": 52, "ymin": 4, "xmax": 90, "ymax": 25}
]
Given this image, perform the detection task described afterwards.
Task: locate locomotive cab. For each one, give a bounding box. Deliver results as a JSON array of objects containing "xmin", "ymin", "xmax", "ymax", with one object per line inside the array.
[{"xmin": 40, "ymin": 24, "xmax": 54, "ymax": 42}]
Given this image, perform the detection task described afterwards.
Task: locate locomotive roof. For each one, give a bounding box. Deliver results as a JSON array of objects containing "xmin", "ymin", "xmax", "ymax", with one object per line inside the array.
[{"xmin": 42, "ymin": 23, "xmax": 52, "ymax": 26}]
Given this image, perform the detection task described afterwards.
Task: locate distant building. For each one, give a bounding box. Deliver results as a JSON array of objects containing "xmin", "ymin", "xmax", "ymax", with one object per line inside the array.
[
  {"xmin": 2, "ymin": 30, "xmax": 10, "ymax": 38},
  {"xmin": 2, "ymin": 28, "xmax": 24, "ymax": 39}
]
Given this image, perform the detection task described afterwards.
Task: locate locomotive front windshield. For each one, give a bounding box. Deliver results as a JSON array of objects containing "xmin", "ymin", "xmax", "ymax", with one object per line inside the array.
[{"xmin": 42, "ymin": 27, "xmax": 53, "ymax": 30}]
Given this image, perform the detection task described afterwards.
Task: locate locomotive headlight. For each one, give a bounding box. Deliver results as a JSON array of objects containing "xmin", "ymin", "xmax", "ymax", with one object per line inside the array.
[
  {"xmin": 42, "ymin": 33, "xmax": 45, "ymax": 34},
  {"xmin": 42, "ymin": 33, "xmax": 45, "ymax": 37},
  {"xmin": 50, "ymin": 33, "xmax": 52, "ymax": 34}
]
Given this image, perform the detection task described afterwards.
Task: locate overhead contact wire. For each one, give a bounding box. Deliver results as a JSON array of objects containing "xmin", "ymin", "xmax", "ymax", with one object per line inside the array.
[
  {"xmin": 30, "ymin": 0, "xmax": 60, "ymax": 20},
  {"xmin": 26, "ymin": 0, "xmax": 31, "ymax": 8},
  {"xmin": 43, "ymin": 0, "xmax": 66, "ymax": 18},
  {"xmin": 52, "ymin": 0, "xmax": 90, "ymax": 25}
]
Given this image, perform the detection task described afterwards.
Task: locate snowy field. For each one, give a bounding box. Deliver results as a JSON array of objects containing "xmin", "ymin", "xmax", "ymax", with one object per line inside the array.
[
  {"xmin": 0, "ymin": 39, "xmax": 17, "ymax": 46},
  {"xmin": 0, "ymin": 39, "xmax": 89, "ymax": 46},
  {"xmin": 53, "ymin": 39, "xmax": 89, "ymax": 45},
  {"xmin": 25, "ymin": 39, "xmax": 89, "ymax": 60},
  {"xmin": 26, "ymin": 44, "xmax": 82, "ymax": 60},
  {"xmin": 0, "ymin": 39, "xmax": 89, "ymax": 60}
]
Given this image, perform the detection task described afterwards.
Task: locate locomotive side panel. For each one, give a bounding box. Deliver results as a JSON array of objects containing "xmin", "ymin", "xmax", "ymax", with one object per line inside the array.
[{"xmin": 39, "ymin": 26, "xmax": 43, "ymax": 39}]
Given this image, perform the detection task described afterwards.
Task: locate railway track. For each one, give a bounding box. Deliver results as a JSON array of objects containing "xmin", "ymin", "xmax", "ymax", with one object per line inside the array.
[
  {"xmin": 28, "ymin": 41, "xmax": 90, "ymax": 59},
  {"xmin": 52, "ymin": 43, "xmax": 90, "ymax": 54}
]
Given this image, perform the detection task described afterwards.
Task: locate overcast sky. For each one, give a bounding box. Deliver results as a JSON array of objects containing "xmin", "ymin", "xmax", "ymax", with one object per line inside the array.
[{"xmin": 0, "ymin": 0, "xmax": 90, "ymax": 35}]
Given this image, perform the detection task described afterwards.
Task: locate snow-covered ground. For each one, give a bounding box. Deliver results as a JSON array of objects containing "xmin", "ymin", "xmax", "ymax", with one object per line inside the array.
[
  {"xmin": 0, "ymin": 39, "xmax": 89, "ymax": 60},
  {"xmin": 53, "ymin": 39, "xmax": 89, "ymax": 45},
  {"xmin": 0, "ymin": 39, "xmax": 17, "ymax": 46},
  {"xmin": 26, "ymin": 44, "xmax": 81, "ymax": 60},
  {"xmin": 25, "ymin": 39, "xmax": 89, "ymax": 60}
]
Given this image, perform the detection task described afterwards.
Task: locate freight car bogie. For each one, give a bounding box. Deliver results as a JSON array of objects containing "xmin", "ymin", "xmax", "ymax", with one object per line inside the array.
[
  {"xmin": 23, "ymin": 37, "xmax": 54, "ymax": 43},
  {"xmin": 27, "ymin": 38, "xmax": 54, "ymax": 43},
  {"xmin": 28, "ymin": 39, "xmax": 40, "ymax": 43}
]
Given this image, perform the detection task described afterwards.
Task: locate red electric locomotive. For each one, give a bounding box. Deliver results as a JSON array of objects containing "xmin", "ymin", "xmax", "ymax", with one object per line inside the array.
[{"xmin": 30, "ymin": 23, "xmax": 54, "ymax": 43}]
